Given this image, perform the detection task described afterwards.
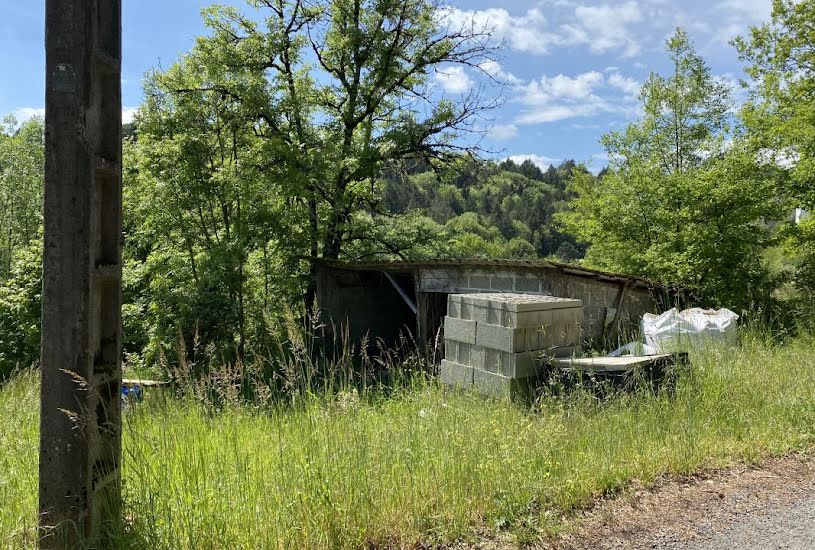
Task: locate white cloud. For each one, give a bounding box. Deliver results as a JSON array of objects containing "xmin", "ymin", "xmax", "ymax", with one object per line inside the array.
[
  {"xmin": 607, "ymin": 72, "xmax": 640, "ymax": 96},
  {"xmin": 122, "ymin": 106, "xmax": 138, "ymax": 124},
  {"xmin": 514, "ymin": 71, "xmax": 607, "ymax": 123},
  {"xmin": 478, "ymin": 60, "xmax": 522, "ymax": 85},
  {"xmin": 434, "ymin": 66, "xmax": 474, "ymax": 94},
  {"xmin": 505, "ymin": 153, "xmax": 561, "ymax": 170},
  {"xmin": 712, "ymin": 0, "xmax": 772, "ymax": 43},
  {"xmin": 11, "ymin": 107, "xmax": 45, "ymax": 121},
  {"xmin": 717, "ymin": 0, "xmax": 770, "ymax": 24},
  {"xmin": 488, "ymin": 123, "xmax": 519, "ymax": 140},
  {"xmin": 513, "ymin": 70, "xmax": 640, "ymax": 124},
  {"xmin": 443, "ymin": 6, "xmax": 556, "ymax": 55},
  {"xmin": 560, "ymin": 1, "xmax": 644, "ymax": 57},
  {"xmin": 442, "ymin": 2, "xmax": 644, "ymax": 57}
]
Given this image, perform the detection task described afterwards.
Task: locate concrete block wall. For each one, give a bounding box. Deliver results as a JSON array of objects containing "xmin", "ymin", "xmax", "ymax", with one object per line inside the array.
[
  {"xmin": 314, "ymin": 262, "xmax": 667, "ymax": 360},
  {"xmin": 440, "ymin": 293, "xmax": 583, "ymax": 398},
  {"xmin": 418, "ymin": 266, "xmax": 659, "ymax": 345}
]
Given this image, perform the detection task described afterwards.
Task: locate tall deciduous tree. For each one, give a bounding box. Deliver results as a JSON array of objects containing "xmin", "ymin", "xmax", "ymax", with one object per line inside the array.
[
  {"xmin": 735, "ymin": 0, "xmax": 815, "ymax": 299},
  {"xmin": 560, "ymin": 29, "xmax": 783, "ymax": 308},
  {"xmin": 0, "ymin": 116, "xmax": 43, "ymax": 379},
  {"xmin": 129, "ymin": 60, "xmax": 278, "ymax": 360},
  {"xmin": 139, "ymin": 0, "xmax": 497, "ymax": 311},
  {"xmin": 128, "ymin": 0, "xmax": 497, "ymax": 360}
]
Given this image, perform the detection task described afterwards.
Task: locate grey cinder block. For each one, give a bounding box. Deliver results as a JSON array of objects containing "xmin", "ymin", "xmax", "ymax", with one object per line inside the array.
[
  {"xmin": 469, "ymin": 344, "xmax": 486, "ymax": 370},
  {"xmin": 459, "ymin": 301, "xmax": 489, "ymax": 323},
  {"xmin": 468, "ymin": 273, "xmax": 492, "ymax": 289},
  {"xmin": 444, "ymin": 316, "xmax": 477, "ymax": 344},
  {"xmin": 477, "ymin": 322, "xmax": 580, "ymax": 353},
  {"xmin": 481, "ymin": 350, "xmax": 538, "ymax": 378},
  {"xmin": 445, "ymin": 340, "xmax": 458, "ymax": 363},
  {"xmin": 491, "ymin": 276, "xmax": 514, "ymax": 291},
  {"xmin": 473, "ymin": 368, "xmax": 512, "ymax": 398},
  {"xmin": 476, "ymin": 322, "xmax": 525, "ymax": 352},
  {"xmin": 420, "ymin": 268, "xmax": 457, "ymax": 292},
  {"xmin": 514, "ymin": 277, "xmax": 541, "ymax": 292},
  {"xmin": 444, "ymin": 341, "xmax": 487, "ymax": 369},
  {"xmin": 440, "ymin": 360, "xmax": 474, "ymax": 388},
  {"xmin": 473, "ymin": 369, "xmax": 537, "ymax": 399},
  {"xmin": 448, "ymin": 292, "xmax": 583, "ymax": 328}
]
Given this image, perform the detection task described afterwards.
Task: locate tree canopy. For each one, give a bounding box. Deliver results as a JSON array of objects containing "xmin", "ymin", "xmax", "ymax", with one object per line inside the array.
[
  {"xmin": 735, "ymin": 0, "xmax": 815, "ymax": 301},
  {"xmin": 559, "ymin": 29, "xmax": 784, "ymax": 308}
]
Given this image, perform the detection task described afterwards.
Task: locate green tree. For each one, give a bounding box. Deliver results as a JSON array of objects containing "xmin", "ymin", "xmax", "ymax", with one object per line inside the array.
[
  {"xmin": 129, "ymin": 61, "xmax": 280, "ymax": 361},
  {"xmin": 130, "ymin": 0, "xmax": 496, "ymax": 360},
  {"xmin": 142, "ymin": 0, "xmax": 497, "ymax": 308},
  {"xmin": 735, "ymin": 0, "xmax": 815, "ymax": 301},
  {"xmin": 560, "ymin": 29, "xmax": 782, "ymax": 308},
  {"xmin": 0, "ymin": 116, "xmax": 43, "ymax": 279},
  {"xmin": 0, "ymin": 236, "xmax": 42, "ymax": 380}
]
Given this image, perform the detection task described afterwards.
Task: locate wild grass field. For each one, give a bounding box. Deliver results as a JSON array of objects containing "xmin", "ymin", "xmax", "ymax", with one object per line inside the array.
[{"xmin": 2, "ymin": 332, "xmax": 815, "ymax": 549}]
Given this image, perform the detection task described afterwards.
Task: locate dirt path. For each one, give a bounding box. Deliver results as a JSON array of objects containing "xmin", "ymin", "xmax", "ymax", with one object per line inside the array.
[
  {"xmin": 455, "ymin": 454, "xmax": 815, "ymax": 549},
  {"xmin": 555, "ymin": 454, "xmax": 815, "ymax": 550}
]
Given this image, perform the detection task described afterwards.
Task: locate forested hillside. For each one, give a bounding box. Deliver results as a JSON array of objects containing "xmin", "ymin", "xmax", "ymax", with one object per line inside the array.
[{"xmin": 381, "ymin": 157, "xmax": 585, "ymax": 260}]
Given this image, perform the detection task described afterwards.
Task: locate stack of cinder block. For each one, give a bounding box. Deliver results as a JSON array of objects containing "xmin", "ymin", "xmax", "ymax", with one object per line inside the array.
[{"xmin": 441, "ymin": 293, "xmax": 583, "ymax": 398}]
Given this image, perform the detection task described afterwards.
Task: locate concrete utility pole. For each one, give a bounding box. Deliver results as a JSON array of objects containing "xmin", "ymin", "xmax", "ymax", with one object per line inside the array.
[{"xmin": 40, "ymin": 1, "xmax": 123, "ymax": 546}]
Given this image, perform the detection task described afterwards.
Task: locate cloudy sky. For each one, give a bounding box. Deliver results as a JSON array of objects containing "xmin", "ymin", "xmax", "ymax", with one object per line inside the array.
[{"xmin": 0, "ymin": 0, "xmax": 771, "ymax": 170}]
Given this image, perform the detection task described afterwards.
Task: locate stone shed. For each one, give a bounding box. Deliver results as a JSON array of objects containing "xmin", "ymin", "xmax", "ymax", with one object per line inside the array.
[{"xmin": 313, "ymin": 259, "xmax": 683, "ymax": 354}]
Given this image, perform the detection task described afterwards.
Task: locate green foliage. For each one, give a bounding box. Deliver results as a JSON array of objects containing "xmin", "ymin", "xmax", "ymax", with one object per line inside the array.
[
  {"xmin": 157, "ymin": 0, "xmax": 497, "ymax": 265},
  {"xmin": 0, "ymin": 117, "xmax": 45, "ymax": 380},
  {"xmin": 560, "ymin": 29, "xmax": 784, "ymax": 309},
  {"xmin": 127, "ymin": 0, "xmax": 497, "ymax": 363},
  {"xmin": 0, "ymin": 238, "xmax": 42, "ymax": 381},
  {"xmin": 382, "ymin": 158, "xmax": 585, "ymax": 260},
  {"xmin": 735, "ymin": 0, "xmax": 815, "ymax": 304},
  {"xmin": 0, "ymin": 117, "xmax": 43, "ymax": 280},
  {"xmin": 127, "ymin": 61, "xmax": 281, "ymax": 362}
]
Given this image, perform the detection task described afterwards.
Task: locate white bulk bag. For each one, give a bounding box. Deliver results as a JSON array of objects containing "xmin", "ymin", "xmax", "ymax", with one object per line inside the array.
[{"xmin": 641, "ymin": 307, "xmax": 739, "ymax": 353}]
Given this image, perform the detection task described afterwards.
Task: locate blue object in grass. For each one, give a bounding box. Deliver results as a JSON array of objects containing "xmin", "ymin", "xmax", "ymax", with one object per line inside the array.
[{"xmin": 121, "ymin": 384, "xmax": 143, "ymax": 403}]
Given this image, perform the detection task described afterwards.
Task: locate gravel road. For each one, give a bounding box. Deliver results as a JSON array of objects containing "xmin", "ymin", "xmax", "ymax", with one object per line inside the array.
[
  {"xmin": 659, "ymin": 491, "xmax": 815, "ymax": 549},
  {"xmin": 553, "ymin": 455, "xmax": 815, "ymax": 550},
  {"xmin": 457, "ymin": 456, "xmax": 815, "ymax": 550}
]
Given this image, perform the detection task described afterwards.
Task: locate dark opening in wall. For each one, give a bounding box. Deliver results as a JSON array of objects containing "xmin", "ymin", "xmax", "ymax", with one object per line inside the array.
[{"xmin": 317, "ymin": 268, "xmax": 417, "ymax": 352}]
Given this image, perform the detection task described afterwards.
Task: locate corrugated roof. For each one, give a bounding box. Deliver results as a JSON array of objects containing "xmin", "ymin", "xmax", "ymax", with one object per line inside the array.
[{"xmin": 313, "ymin": 258, "xmax": 670, "ymax": 290}]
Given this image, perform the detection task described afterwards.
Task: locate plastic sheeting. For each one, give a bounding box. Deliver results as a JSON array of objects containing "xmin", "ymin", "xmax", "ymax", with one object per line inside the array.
[
  {"xmin": 609, "ymin": 307, "xmax": 739, "ymax": 356},
  {"xmin": 607, "ymin": 341, "xmax": 658, "ymax": 357},
  {"xmin": 642, "ymin": 307, "xmax": 739, "ymax": 353}
]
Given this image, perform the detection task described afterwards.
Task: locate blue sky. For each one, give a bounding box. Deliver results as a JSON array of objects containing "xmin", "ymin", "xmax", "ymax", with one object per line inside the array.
[{"xmin": 0, "ymin": 0, "xmax": 771, "ymax": 171}]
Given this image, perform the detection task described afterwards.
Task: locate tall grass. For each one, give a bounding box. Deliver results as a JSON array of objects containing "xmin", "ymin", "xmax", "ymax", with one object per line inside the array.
[{"xmin": 3, "ymin": 333, "xmax": 815, "ymax": 548}]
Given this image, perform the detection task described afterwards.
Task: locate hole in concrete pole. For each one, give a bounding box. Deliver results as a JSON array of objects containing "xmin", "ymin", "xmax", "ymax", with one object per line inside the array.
[
  {"xmin": 94, "ymin": 70, "xmax": 120, "ymax": 162},
  {"xmin": 96, "ymin": 1, "xmax": 120, "ymax": 59},
  {"xmin": 93, "ymin": 171, "xmax": 119, "ymax": 266},
  {"xmin": 93, "ymin": 279, "xmax": 120, "ymax": 371}
]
